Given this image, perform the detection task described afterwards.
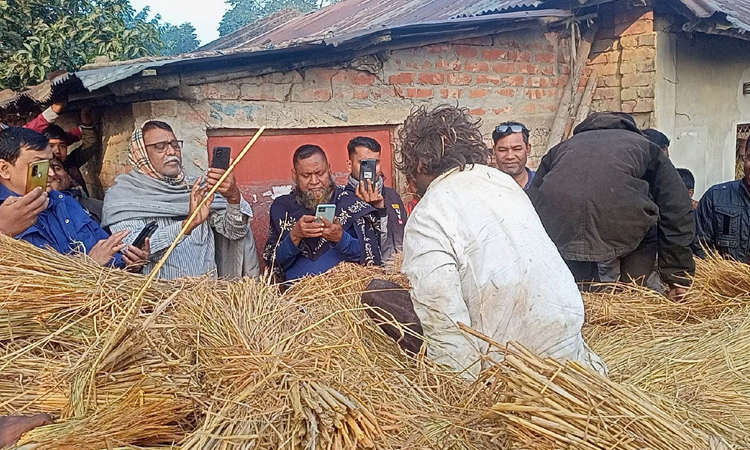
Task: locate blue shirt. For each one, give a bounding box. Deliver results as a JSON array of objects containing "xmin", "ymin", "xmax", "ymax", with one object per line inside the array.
[
  {"xmin": 523, "ymin": 168, "xmax": 536, "ymax": 191},
  {"xmin": 0, "ymin": 185, "xmax": 124, "ymax": 268},
  {"xmin": 275, "ymin": 227, "xmax": 361, "ymax": 281}
]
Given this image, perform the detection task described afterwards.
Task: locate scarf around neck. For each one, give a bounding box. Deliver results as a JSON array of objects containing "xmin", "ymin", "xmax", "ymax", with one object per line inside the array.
[
  {"xmin": 129, "ymin": 121, "xmax": 186, "ymax": 186},
  {"xmin": 347, "ymin": 174, "xmax": 384, "ymax": 195}
]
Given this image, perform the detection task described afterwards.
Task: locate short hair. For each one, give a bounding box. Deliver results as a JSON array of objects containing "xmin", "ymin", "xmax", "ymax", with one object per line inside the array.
[
  {"xmin": 492, "ymin": 121, "xmax": 530, "ymax": 145},
  {"xmin": 142, "ymin": 121, "xmax": 174, "ymax": 135},
  {"xmin": 293, "ymin": 144, "xmax": 327, "ymax": 167},
  {"xmin": 676, "ymin": 168, "xmax": 695, "ymax": 191},
  {"xmin": 643, "ymin": 129, "xmax": 670, "ymax": 149},
  {"xmin": 0, "ymin": 127, "xmax": 49, "ymax": 164},
  {"xmin": 347, "ymin": 136, "xmax": 381, "ymax": 157},
  {"xmin": 396, "ymin": 105, "xmax": 490, "ymax": 178},
  {"xmin": 43, "ymin": 124, "xmax": 67, "ymax": 142}
]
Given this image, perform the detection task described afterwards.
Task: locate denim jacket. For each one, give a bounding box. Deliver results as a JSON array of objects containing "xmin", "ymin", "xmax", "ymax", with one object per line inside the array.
[{"xmin": 696, "ymin": 180, "xmax": 750, "ymax": 262}]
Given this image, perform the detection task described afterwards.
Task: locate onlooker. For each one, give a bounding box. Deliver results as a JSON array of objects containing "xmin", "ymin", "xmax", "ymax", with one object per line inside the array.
[
  {"xmin": 677, "ymin": 168, "xmax": 699, "ymax": 210},
  {"xmin": 102, "ymin": 120, "xmax": 259, "ymax": 280},
  {"xmin": 643, "ymin": 128, "xmax": 671, "ymax": 157},
  {"xmin": 48, "ymin": 156, "xmax": 103, "ymax": 223},
  {"xmin": 529, "ymin": 113, "xmax": 695, "ymax": 299},
  {"xmin": 492, "ymin": 122, "xmax": 535, "ymax": 191},
  {"xmin": 264, "ymin": 145, "xmax": 382, "ymax": 282},
  {"xmin": 380, "ymin": 105, "xmax": 603, "ymax": 377},
  {"xmin": 345, "ymin": 136, "xmax": 406, "ymax": 261},
  {"xmin": 0, "ymin": 127, "xmax": 147, "ymax": 269},
  {"xmin": 695, "ymin": 146, "xmax": 750, "ymax": 262},
  {"xmin": 43, "ymin": 122, "xmax": 97, "ymax": 196}
]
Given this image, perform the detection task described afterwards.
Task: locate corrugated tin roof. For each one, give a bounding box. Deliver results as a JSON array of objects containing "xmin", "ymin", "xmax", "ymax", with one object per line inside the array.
[{"xmin": 678, "ymin": 0, "xmax": 750, "ymax": 31}]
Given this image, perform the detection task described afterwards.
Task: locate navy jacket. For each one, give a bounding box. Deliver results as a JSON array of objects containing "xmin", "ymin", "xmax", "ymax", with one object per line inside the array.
[{"xmin": 696, "ymin": 180, "xmax": 750, "ymax": 262}]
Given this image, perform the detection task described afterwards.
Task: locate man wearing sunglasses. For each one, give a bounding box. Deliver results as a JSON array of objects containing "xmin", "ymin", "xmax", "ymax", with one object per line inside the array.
[{"xmin": 492, "ymin": 122, "xmax": 535, "ymax": 191}]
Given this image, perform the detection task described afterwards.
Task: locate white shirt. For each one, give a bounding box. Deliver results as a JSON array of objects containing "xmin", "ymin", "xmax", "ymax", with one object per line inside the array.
[{"xmin": 402, "ymin": 164, "xmax": 603, "ymax": 377}]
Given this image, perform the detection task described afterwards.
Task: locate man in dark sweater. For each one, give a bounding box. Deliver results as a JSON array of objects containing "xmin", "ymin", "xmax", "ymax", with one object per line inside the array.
[
  {"xmin": 345, "ymin": 136, "xmax": 407, "ymax": 261},
  {"xmin": 528, "ymin": 112, "xmax": 695, "ymax": 299}
]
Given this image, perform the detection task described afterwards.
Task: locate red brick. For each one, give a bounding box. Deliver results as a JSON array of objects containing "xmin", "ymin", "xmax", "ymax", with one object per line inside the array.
[
  {"xmin": 538, "ymin": 103, "xmax": 558, "ymax": 113},
  {"xmin": 492, "ymin": 62, "xmax": 516, "ymax": 74},
  {"xmin": 516, "ymin": 52, "xmax": 532, "ymax": 62},
  {"xmin": 493, "ymin": 106, "xmax": 511, "ymax": 114},
  {"xmin": 622, "ymin": 73, "xmax": 652, "ymax": 87},
  {"xmin": 352, "ymin": 89, "xmax": 370, "ymax": 100},
  {"xmin": 620, "ymin": 35, "xmax": 639, "ymax": 48},
  {"xmin": 406, "ymin": 88, "xmax": 433, "ymax": 98},
  {"xmin": 503, "ymin": 75, "xmax": 525, "ymax": 87},
  {"xmin": 622, "ymin": 47, "xmax": 656, "ymax": 61},
  {"xmin": 388, "ymin": 73, "xmax": 415, "ymax": 84},
  {"xmin": 639, "ymin": 32, "xmax": 657, "ymax": 47},
  {"xmin": 547, "ymin": 88, "xmax": 557, "ymax": 98},
  {"xmin": 292, "ymin": 88, "xmax": 331, "ymax": 102},
  {"xmin": 476, "ymin": 74, "xmax": 501, "ymax": 85},
  {"xmin": 541, "ymin": 65, "xmax": 555, "ymax": 76},
  {"xmin": 615, "ymin": 9, "xmax": 653, "ymax": 24},
  {"xmin": 469, "ymin": 108, "xmax": 486, "ymax": 116},
  {"xmin": 518, "ymin": 63, "xmax": 539, "ymax": 75},
  {"xmin": 594, "ymin": 87, "xmax": 620, "ymax": 99},
  {"xmin": 447, "ymin": 73, "xmax": 473, "ymax": 85},
  {"xmin": 440, "ymin": 88, "xmax": 463, "ymax": 99},
  {"xmin": 528, "ymin": 42, "xmax": 544, "ymax": 51},
  {"xmin": 526, "ymin": 77, "xmax": 551, "ymax": 88},
  {"xmin": 521, "ymin": 103, "xmax": 536, "ymax": 113},
  {"xmin": 616, "ymin": 19, "xmax": 653, "ymax": 36},
  {"xmin": 561, "ymin": 64, "xmax": 571, "ymax": 75},
  {"xmin": 621, "ymin": 100, "xmax": 637, "ymax": 113},
  {"xmin": 426, "ymin": 44, "xmax": 450, "ymax": 53},
  {"xmin": 469, "ymin": 88, "xmax": 491, "ymax": 98},
  {"xmin": 435, "ymin": 59, "xmax": 461, "ymax": 70},
  {"xmin": 497, "ymin": 88, "xmax": 515, "ymax": 97},
  {"xmin": 535, "ymin": 52, "xmax": 556, "ymax": 63},
  {"xmin": 483, "ymin": 49, "xmax": 509, "ymax": 60},
  {"xmin": 418, "ymin": 73, "xmax": 445, "ymax": 85},
  {"xmin": 525, "ymin": 89, "xmax": 545, "ymax": 100},
  {"xmin": 455, "ymin": 45, "xmax": 479, "ymax": 58},
  {"xmin": 464, "ymin": 61, "xmax": 490, "ymax": 72},
  {"xmin": 351, "ymin": 72, "xmax": 376, "ymax": 85}
]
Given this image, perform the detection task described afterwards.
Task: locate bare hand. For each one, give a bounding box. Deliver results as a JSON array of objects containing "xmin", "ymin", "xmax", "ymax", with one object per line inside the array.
[
  {"xmin": 290, "ymin": 215, "xmax": 324, "ymax": 246},
  {"xmin": 321, "ymin": 217, "xmax": 344, "ymax": 244},
  {"xmin": 0, "ymin": 188, "xmax": 49, "ymax": 236},
  {"xmin": 356, "ymin": 180, "xmax": 384, "ymax": 209},
  {"xmin": 206, "ymin": 167, "xmax": 241, "ymax": 204},
  {"xmin": 184, "ymin": 177, "xmax": 213, "ymax": 235},
  {"xmin": 123, "ymin": 238, "xmax": 150, "ymax": 273},
  {"xmin": 667, "ymin": 286, "xmax": 689, "ymax": 301},
  {"xmin": 51, "ymin": 98, "xmax": 67, "ymax": 114},
  {"xmin": 0, "ymin": 413, "xmax": 53, "ymax": 447},
  {"xmin": 88, "ymin": 230, "xmax": 129, "ymax": 267}
]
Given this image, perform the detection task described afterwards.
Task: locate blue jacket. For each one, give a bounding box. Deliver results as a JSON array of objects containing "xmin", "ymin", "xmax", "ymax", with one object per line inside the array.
[
  {"xmin": 0, "ymin": 185, "xmax": 124, "ymax": 268},
  {"xmin": 696, "ymin": 180, "xmax": 750, "ymax": 262}
]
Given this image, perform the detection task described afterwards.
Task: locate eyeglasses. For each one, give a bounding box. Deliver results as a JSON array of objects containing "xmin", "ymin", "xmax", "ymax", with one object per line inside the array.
[
  {"xmin": 495, "ymin": 124, "xmax": 528, "ymax": 134},
  {"xmin": 145, "ymin": 140, "xmax": 183, "ymax": 153}
]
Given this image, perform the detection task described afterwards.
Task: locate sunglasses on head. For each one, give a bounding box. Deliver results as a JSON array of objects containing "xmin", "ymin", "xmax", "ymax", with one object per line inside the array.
[{"xmin": 495, "ymin": 124, "xmax": 528, "ymax": 134}]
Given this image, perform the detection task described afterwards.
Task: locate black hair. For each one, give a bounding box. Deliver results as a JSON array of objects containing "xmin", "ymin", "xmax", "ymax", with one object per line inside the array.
[
  {"xmin": 492, "ymin": 121, "xmax": 530, "ymax": 145},
  {"xmin": 293, "ymin": 144, "xmax": 327, "ymax": 167},
  {"xmin": 142, "ymin": 120, "xmax": 174, "ymax": 135},
  {"xmin": 0, "ymin": 127, "xmax": 49, "ymax": 164},
  {"xmin": 676, "ymin": 168, "xmax": 695, "ymax": 191},
  {"xmin": 347, "ymin": 136, "xmax": 381, "ymax": 157},
  {"xmin": 643, "ymin": 129, "xmax": 670, "ymax": 149},
  {"xmin": 43, "ymin": 124, "xmax": 67, "ymax": 142},
  {"xmin": 396, "ymin": 105, "xmax": 490, "ymax": 178}
]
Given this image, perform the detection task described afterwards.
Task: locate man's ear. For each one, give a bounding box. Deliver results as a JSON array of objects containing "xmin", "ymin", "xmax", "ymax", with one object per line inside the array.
[
  {"xmin": 346, "ymin": 159, "xmax": 352, "ymax": 173},
  {"xmin": 0, "ymin": 159, "xmax": 12, "ymax": 181},
  {"xmin": 689, "ymin": 189, "xmax": 695, "ymax": 198},
  {"xmin": 527, "ymin": 144, "xmax": 532, "ymax": 156}
]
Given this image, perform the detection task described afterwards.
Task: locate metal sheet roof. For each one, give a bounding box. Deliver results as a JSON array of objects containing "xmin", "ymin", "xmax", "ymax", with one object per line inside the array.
[{"xmin": 678, "ymin": 0, "xmax": 750, "ymax": 32}]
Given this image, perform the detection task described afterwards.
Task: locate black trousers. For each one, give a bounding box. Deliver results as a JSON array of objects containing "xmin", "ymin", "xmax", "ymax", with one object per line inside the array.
[{"xmin": 565, "ymin": 227, "xmax": 658, "ymax": 285}]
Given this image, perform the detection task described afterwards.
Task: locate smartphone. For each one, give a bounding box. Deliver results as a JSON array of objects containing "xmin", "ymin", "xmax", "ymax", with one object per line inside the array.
[
  {"xmin": 211, "ymin": 146, "xmax": 231, "ymax": 170},
  {"xmin": 25, "ymin": 160, "xmax": 49, "ymax": 194},
  {"xmin": 315, "ymin": 204, "xmax": 336, "ymax": 223},
  {"xmin": 360, "ymin": 158, "xmax": 377, "ymax": 189},
  {"xmin": 132, "ymin": 221, "xmax": 158, "ymax": 250}
]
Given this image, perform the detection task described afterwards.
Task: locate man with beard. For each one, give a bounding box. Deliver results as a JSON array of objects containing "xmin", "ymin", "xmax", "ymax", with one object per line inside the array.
[
  {"xmin": 363, "ymin": 105, "xmax": 604, "ymax": 377},
  {"xmin": 264, "ymin": 145, "xmax": 382, "ymax": 283},
  {"xmin": 102, "ymin": 120, "xmax": 259, "ymax": 280}
]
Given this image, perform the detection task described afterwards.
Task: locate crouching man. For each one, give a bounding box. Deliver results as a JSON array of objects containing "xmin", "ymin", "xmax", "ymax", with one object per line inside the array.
[
  {"xmin": 102, "ymin": 121, "xmax": 259, "ymax": 280},
  {"xmin": 373, "ymin": 106, "xmax": 604, "ymax": 377}
]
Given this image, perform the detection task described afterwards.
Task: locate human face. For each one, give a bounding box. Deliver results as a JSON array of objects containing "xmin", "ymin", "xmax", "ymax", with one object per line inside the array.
[
  {"xmin": 48, "ymin": 139, "xmax": 69, "ymax": 161},
  {"xmin": 493, "ymin": 132, "xmax": 530, "ymax": 178},
  {"xmin": 347, "ymin": 146, "xmax": 382, "ymax": 181},
  {"xmin": 48, "ymin": 157, "xmax": 72, "ymax": 192},
  {"xmin": 294, "ymin": 152, "xmax": 332, "ymax": 195},
  {"xmin": 143, "ymin": 127, "xmax": 183, "ymax": 178},
  {"xmin": 0, "ymin": 145, "xmax": 54, "ymax": 195}
]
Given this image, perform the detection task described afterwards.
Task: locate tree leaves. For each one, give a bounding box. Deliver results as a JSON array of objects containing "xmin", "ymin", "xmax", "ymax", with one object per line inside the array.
[{"xmin": 218, "ymin": 0, "xmax": 339, "ymax": 37}]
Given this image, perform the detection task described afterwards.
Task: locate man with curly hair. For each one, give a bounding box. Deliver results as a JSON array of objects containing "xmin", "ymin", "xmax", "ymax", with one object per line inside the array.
[{"xmin": 391, "ymin": 105, "xmax": 604, "ymax": 377}]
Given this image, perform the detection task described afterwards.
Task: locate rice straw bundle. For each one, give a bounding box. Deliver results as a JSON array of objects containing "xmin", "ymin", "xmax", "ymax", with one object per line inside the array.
[{"xmin": 692, "ymin": 252, "xmax": 750, "ymax": 302}]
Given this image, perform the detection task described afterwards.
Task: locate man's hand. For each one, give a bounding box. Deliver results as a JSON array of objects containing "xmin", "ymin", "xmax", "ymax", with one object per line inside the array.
[
  {"xmin": 184, "ymin": 177, "xmax": 213, "ymax": 235},
  {"xmin": 0, "ymin": 188, "xmax": 48, "ymax": 237},
  {"xmin": 123, "ymin": 238, "xmax": 151, "ymax": 273},
  {"xmin": 0, "ymin": 414, "xmax": 54, "ymax": 447},
  {"xmin": 51, "ymin": 98, "xmax": 67, "ymax": 115},
  {"xmin": 206, "ymin": 168, "xmax": 241, "ymax": 204},
  {"xmin": 356, "ymin": 180, "xmax": 385, "ymax": 209},
  {"xmin": 321, "ymin": 217, "xmax": 344, "ymax": 244},
  {"xmin": 88, "ymin": 230, "xmax": 129, "ymax": 267},
  {"xmin": 290, "ymin": 215, "xmax": 324, "ymax": 246},
  {"xmin": 667, "ymin": 286, "xmax": 689, "ymax": 301}
]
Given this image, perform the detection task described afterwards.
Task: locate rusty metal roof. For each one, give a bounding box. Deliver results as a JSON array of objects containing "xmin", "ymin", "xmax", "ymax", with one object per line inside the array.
[{"xmin": 678, "ymin": 0, "xmax": 750, "ymax": 32}]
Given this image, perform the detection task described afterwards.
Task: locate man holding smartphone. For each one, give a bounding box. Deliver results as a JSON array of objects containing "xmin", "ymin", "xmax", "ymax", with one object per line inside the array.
[{"xmin": 345, "ymin": 137, "xmax": 407, "ymax": 261}]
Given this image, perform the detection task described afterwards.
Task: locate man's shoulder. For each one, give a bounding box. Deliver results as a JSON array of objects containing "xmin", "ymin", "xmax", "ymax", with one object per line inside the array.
[
  {"xmin": 705, "ymin": 180, "xmax": 742, "ymax": 197},
  {"xmin": 270, "ymin": 192, "xmax": 297, "ymax": 210}
]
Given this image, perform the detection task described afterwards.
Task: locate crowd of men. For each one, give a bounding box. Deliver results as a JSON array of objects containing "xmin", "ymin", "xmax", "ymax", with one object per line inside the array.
[{"xmin": 0, "ymin": 101, "xmax": 749, "ymax": 441}]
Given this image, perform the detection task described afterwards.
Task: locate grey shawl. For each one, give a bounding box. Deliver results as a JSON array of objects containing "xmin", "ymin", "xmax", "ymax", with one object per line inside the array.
[{"xmin": 102, "ymin": 171, "xmax": 259, "ymax": 278}]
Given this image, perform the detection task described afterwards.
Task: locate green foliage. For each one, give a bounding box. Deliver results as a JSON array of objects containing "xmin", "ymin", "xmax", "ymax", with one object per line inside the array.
[
  {"xmin": 219, "ymin": 0, "xmax": 339, "ymax": 37},
  {"xmin": 0, "ymin": 0, "xmax": 161, "ymax": 90},
  {"xmin": 160, "ymin": 22, "xmax": 200, "ymax": 56}
]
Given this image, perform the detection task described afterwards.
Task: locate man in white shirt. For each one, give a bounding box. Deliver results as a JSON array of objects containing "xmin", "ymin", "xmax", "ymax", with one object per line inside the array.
[{"xmin": 392, "ymin": 105, "xmax": 604, "ymax": 377}]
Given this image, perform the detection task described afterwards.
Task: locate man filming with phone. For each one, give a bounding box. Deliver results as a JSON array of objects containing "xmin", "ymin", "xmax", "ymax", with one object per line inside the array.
[
  {"xmin": 345, "ymin": 137, "xmax": 407, "ymax": 261},
  {"xmin": 0, "ymin": 127, "xmax": 148, "ymax": 271}
]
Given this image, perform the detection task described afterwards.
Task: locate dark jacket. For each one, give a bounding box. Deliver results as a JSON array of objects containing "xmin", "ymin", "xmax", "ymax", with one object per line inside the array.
[
  {"xmin": 381, "ymin": 186, "xmax": 407, "ymax": 260},
  {"xmin": 528, "ymin": 112, "xmax": 695, "ymax": 285},
  {"xmin": 695, "ymin": 180, "xmax": 750, "ymax": 262}
]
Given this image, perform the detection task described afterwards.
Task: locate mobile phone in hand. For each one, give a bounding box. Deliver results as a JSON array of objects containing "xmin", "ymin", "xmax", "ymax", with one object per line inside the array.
[
  {"xmin": 26, "ymin": 160, "xmax": 49, "ymax": 194},
  {"xmin": 132, "ymin": 221, "xmax": 158, "ymax": 250},
  {"xmin": 360, "ymin": 159, "xmax": 377, "ymax": 189},
  {"xmin": 315, "ymin": 204, "xmax": 336, "ymax": 223},
  {"xmin": 211, "ymin": 146, "xmax": 231, "ymax": 170}
]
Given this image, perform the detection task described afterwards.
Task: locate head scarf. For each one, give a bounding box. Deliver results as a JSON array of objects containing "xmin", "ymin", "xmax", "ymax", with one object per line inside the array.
[{"xmin": 128, "ymin": 120, "xmax": 186, "ymax": 186}]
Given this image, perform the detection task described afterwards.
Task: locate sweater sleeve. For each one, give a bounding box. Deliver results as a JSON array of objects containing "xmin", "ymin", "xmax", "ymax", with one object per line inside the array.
[{"xmin": 208, "ymin": 199, "xmax": 250, "ymax": 241}]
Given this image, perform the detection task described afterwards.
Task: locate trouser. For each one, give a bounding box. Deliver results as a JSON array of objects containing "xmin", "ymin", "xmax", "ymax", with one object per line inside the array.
[
  {"xmin": 565, "ymin": 226, "xmax": 659, "ymax": 286},
  {"xmin": 360, "ymin": 279, "xmax": 424, "ymax": 355}
]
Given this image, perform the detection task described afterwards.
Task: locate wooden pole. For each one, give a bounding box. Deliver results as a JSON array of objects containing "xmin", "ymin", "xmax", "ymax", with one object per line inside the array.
[{"xmin": 574, "ymin": 72, "xmax": 598, "ymax": 129}]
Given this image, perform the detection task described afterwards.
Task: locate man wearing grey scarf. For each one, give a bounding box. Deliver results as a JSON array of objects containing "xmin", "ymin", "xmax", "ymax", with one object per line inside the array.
[{"xmin": 345, "ymin": 137, "xmax": 407, "ymax": 261}]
